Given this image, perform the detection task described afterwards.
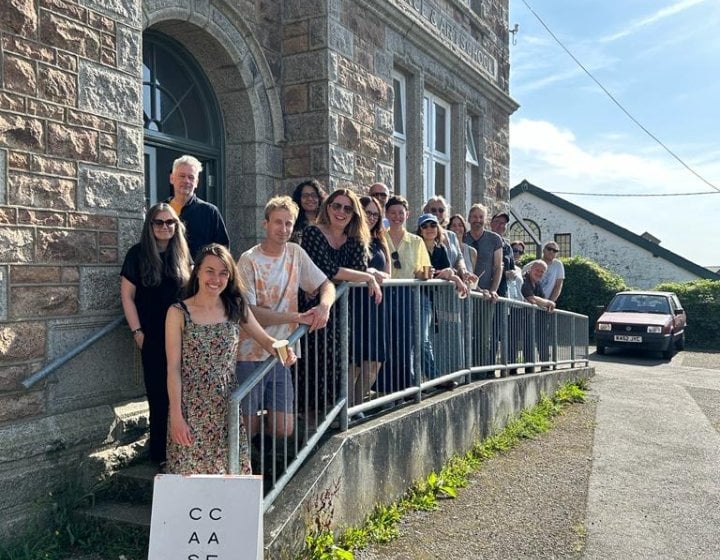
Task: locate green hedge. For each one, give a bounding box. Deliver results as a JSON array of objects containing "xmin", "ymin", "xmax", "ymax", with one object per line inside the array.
[{"xmin": 654, "ymin": 279, "xmax": 720, "ymax": 349}]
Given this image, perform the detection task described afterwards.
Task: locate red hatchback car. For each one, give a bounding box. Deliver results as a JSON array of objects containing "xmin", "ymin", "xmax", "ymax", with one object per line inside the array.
[{"xmin": 594, "ymin": 291, "xmax": 687, "ymax": 359}]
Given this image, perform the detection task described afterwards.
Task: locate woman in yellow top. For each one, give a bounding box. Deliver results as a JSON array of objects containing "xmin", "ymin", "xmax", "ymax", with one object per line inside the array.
[{"xmin": 376, "ymin": 195, "xmax": 430, "ymax": 392}]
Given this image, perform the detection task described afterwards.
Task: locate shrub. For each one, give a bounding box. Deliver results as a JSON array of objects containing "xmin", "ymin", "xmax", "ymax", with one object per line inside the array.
[
  {"xmin": 654, "ymin": 279, "xmax": 720, "ymax": 349},
  {"xmin": 556, "ymin": 256, "xmax": 628, "ymax": 331}
]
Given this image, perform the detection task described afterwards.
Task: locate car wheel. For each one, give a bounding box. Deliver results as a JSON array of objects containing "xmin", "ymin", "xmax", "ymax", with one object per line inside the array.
[
  {"xmin": 662, "ymin": 337, "xmax": 675, "ymax": 360},
  {"xmin": 596, "ymin": 345, "xmax": 606, "ymax": 355},
  {"xmin": 676, "ymin": 332, "xmax": 685, "ymax": 351}
]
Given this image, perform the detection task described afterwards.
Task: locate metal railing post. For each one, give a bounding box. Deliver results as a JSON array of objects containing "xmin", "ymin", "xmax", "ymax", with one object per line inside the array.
[{"xmin": 339, "ymin": 286, "xmax": 349, "ymax": 431}]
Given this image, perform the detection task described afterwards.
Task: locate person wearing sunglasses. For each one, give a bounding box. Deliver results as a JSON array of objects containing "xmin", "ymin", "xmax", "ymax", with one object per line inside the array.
[
  {"xmin": 120, "ymin": 202, "xmax": 192, "ymax": 468},
  {"xmin": 539, "ymin": 241, "xmax": 565, "ymax": 303},
  {"xmin": 166, "ymin": 155, "xmax": 229, "ymax": 262},
  {"xmin": 298, "ymin": 189, "xmax": 383, "ymax": 417},
  {"xmin": 290, "ymin": 178, "xmax": 327, "ymax": 245},
  {"xmin": 352, "ymin": 195, "xmax": 392, "ymax": 408},
  {"xmin": 416, "ymin": 213, "xmax": 468, "ymax": 385}
]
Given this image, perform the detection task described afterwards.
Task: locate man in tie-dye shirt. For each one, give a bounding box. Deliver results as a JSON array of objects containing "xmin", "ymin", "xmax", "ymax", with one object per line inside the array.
[{"xmin": 236, "ymin": 196, "xmax": 335, "ymax": 438}]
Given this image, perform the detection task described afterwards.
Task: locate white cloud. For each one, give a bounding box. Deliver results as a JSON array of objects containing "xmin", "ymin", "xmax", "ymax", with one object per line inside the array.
[
  {"xmin": 510, "ymin": 118, "xmax": 720, "ymax": 265},
  {"xmin": 510, "ymin": 118, "xmax": 720, "ymax": 194},
  {"xmin": 599, "ymin": 0, "xmax": 709, "ymax": 43}
]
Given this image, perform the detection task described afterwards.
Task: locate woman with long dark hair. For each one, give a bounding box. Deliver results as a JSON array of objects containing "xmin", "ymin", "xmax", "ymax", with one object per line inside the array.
[
  {"xmin": 120, "ymin": 203, "xmax": 191, "ymax": 466},
  {"xmin": 164, "ymin": 244, "xmax": 291, "ymax": 475},
  {"xmin": 290, "ymin": 179, "xmax": 327, "ymax": 245}
]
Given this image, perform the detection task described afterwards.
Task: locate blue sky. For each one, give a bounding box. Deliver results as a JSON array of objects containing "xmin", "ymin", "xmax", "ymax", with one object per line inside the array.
[{"xmin": 508, "ymin": 0, "xmax": 720, "ymax": 267}]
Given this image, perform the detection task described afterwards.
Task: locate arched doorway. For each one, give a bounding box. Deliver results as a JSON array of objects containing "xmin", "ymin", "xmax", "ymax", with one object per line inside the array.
[{"xmin": 142, "ymin": 31, "xmax": 224, "ymax": 211}]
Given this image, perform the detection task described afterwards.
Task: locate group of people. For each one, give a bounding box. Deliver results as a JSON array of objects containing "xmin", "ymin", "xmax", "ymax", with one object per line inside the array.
[{"xmin": 120, "ymin": 154, "xmax": 565, "ymax": 476}]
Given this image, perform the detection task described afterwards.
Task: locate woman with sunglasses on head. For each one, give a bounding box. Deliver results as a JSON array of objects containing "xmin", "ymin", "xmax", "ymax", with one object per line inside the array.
[
  {"xmin": 448, "ymin": 214, "xmax": 478, "ymax": 281},
  {"xmin": 423, "ymin": 196, "xmax": 476, "ymax": 286},
  {"xmin": 290, "ymin": 179, "xmax": 327, "ymax": 245},
  {"xmin": 165, "ymin": 244, "xmax": 294, "ymax": 475},
  {"xmin": 299, "ymin": 189, "xmax": 383, "ymax": 417},
  {"xmin": 120, "ymin": 203, "xmax": 192, "ymax": 467}
]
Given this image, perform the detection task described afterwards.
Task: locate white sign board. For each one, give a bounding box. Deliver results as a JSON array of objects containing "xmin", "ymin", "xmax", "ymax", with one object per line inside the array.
[{"xmin": 149, "ymin": 474, "xmax": 263, "ymax": 560}]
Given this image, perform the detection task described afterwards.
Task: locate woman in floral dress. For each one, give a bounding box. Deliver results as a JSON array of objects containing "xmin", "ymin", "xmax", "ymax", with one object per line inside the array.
[{"xmin": 165, "ymin": 244, "xmax": 294, "ymax": 475}]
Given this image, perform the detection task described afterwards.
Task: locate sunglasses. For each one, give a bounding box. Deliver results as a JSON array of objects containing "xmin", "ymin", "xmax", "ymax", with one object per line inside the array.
[
  {"xmin": 428, "ymin": 207, "xmax": 445, "ymax": 214},
  {"xmin": 151, "ymin": 219, "xmax": 177, "ymax": 227},
  {"xmin": 546, "ymin": 247, "xmax": 559, "ymax": 253},
  {"xmin": 512, "ymin": 248, "xmax": 524, "ymax": 255},
  {"xmin": 391, "ymin": 251, "xmax": 401, "ymax": 269},
  {"xmin": 371, "ymin": 192, "xmax": 389, "ymax": 199},
  {"xmin": 329, "ymin": 201, "xmax": 354, "ymax": 215},
  {"xmin": 420, "ymin": 222, "xmax": 438, "ymax": 229},
  {"xmin": 364, "ymin": 210, "xmax": 380, "ymax": 220}
]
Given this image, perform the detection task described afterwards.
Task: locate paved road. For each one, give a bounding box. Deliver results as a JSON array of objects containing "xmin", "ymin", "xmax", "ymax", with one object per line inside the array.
[{"xmin": 358, "ymin": 350, "xmax": 720, "ymax": 559}]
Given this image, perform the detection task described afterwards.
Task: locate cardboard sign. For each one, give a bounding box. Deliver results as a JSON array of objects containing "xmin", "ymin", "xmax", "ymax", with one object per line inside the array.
[{"xmin": 149, "ymin": 474, "xmax": 263, "ymax": 560}]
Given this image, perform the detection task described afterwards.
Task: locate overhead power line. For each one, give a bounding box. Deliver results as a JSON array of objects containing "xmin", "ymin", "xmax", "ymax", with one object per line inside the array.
[
  {"xmin": 551, "ymin": 190, "xmax": 720, "ymax": 197},
  {"xmin": 519, "ymin": 0, "xmax": 720, "ymax": 193}
]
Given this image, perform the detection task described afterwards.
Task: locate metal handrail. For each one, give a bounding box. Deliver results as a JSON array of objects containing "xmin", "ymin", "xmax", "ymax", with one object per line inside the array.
[{"xmin": 22, "ymin": 315, "xmax": 127, "ymax": 389}]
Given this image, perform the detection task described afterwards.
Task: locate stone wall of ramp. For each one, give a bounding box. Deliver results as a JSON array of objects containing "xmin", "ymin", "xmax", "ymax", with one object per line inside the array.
[{"xmin": 264, "ymin": 367, "xmax": 593, "ymax": 559}]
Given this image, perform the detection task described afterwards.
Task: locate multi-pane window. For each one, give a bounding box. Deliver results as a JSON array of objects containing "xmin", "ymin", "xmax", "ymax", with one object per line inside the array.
[
  {"xmin": 392, "ymin": 71, "xmax": 407, "ymax": 197},
  {"xmin": 423, "ymin": 92, "xmax": 451, "ymax": 203},
  {"xmin": 554, "ymin": 233, "xmax": 571, "ymax": 258},
  {"xmin": 508, "ymin": 219, "xmax": 540, "ymax": 256},
  {"xmin": 465, "ymin": 117, "xmax": 479, "ymax": 211}
]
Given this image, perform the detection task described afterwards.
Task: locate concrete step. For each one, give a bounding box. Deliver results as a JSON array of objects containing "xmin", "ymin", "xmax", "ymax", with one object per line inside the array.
[
  {"xmin": 76, "ymin": 501, "xmax": 151, "ymax": 528},
  {"xmin": 93, "ymin": 461, "xmax": 158, "ymax": 505}
]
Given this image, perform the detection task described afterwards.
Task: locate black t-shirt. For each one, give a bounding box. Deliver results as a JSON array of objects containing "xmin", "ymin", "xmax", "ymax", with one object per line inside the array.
[
  {"xmin": 120, "ymin": 244, "xmax": 184, "ymax": 341},
  {"xmin": 428, "ymin": 244, "xmax": 451, "ymax": 271},
  {"xmin": 521, "ymin": 274, "xmax": 545, "ymax": 301}
]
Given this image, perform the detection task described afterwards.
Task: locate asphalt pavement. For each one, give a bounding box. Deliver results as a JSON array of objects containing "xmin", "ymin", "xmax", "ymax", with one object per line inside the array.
[{"xmin": 357, "ymin": 349, "xmax": 720, "ymax": 559}]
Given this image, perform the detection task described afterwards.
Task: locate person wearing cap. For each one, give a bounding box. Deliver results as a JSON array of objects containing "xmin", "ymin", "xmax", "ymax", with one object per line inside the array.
[
  {"xmin": 416, "ymin": 213, "xmax": 468, "ymax": 385},
  {"xmin": 489, "ymin": 210, "xmax": 516, "ymax": 298}
]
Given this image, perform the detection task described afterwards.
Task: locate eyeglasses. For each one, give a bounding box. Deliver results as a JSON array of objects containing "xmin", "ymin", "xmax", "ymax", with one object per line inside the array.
[
  {"xmin": 329, "ymin": 201, "xmax": 354, "ymax": 215},
  {"xmin": 545, "ymin": 247, "xmax": 559, "ymax": 253},
  {"xmin": 512, "ymin": 248, "xmax": 524, "ymax": 255},
  {"xmin": 151, "ymin": 219, "xmax": 177, "ymax": 227},
  {"xmin": 371, "ymin": 192, "xmax": 389, "ymax": 199},
  {"xmin": 420, "ymin": 222, "xmax": 438, "ymax": 229},
  {"xmin": 428, "ymin": 207, "xmax": 445, "ymax": 214},
  {"xmin": 301, "ymin": 192, "xmax": 319, "ymax": 200},
  {"xmin": 364, "ymin": 210, "xmax": 380, "ymax": 220},
  {"xmin": 391, "ymin": 251, "xmax": 401, "ymax": 269}
]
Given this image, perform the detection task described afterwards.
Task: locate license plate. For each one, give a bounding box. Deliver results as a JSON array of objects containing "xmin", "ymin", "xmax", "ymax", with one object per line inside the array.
[{"xmin": 614, "ymin": 335, "xmax": 642, "ymax": 342}]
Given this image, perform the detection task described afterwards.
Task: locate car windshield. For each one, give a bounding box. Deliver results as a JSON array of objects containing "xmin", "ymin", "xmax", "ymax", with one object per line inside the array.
[{"xmin": 607, "ymin": 294, "xmax": 671, "ymax": 314}]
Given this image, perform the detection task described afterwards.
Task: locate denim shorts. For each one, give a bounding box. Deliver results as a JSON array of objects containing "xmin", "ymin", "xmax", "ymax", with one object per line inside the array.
[{"xmin": 234, "ymin": 361, "xmax": 294, "ymax": 413}]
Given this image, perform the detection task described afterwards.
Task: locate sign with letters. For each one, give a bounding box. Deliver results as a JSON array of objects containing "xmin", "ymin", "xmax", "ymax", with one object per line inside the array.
[{"xmin": 149, "ymin": 474, "xmax": 263, "ymax": 560}]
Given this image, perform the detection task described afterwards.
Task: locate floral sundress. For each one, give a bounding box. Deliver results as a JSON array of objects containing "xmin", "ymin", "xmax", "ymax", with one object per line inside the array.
[{"xmin": 165, "ymin": 302, "xmax": 251, "ymax": 475}]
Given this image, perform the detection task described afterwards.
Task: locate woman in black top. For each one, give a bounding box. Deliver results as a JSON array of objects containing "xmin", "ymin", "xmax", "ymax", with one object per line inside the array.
[
  {"xmin": 120, "ymin": 203, "xmax": 192, "ymax": 465},
  {"xmin": 289, "ymin": 179, "xmax": 327, "ymax": 245}
]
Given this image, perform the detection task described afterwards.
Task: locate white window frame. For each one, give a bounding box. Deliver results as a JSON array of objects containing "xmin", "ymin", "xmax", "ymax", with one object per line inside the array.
[
  {"xmin": 465, "ymin": 116, "xmax": 479, "ymax": 211},
  {"xmin": 392, "ymin": 71, "xmax": 407, "ymax": 197},
  {"xmin": 423, "ymin": 91, "xmax": 451, "ymax": 203}
]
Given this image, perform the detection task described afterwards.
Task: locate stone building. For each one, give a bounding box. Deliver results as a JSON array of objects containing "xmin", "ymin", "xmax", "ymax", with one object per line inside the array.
[
  {"xmin": 0, "ymin": 0, "xmax": 517, "ymax": 535},
  {"xmin": 509, "ymin": 180, "xmax": 718, "ymax": 288}
]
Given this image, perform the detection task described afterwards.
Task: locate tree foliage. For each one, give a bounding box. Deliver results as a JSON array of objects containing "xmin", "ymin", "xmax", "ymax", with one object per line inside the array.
[
  {"xmin": 555, "ymin": 256, "xmax": 628, "ymax": 332},
  {"xmin": 654, "ymin": 279, "xmax": 720, "ymax": 349}
]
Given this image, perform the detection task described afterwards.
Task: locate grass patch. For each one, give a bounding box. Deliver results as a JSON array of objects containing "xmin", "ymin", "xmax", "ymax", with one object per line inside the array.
[{"xmin": 300, "ymin": 381, "xmax": 587, "ymax": 560}]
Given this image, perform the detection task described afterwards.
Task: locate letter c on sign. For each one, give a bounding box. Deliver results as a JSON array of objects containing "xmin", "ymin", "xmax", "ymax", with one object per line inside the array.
[
  {"xmin": 209, "ymin": 508, "xmax": 222, "ymax": 521},
  {"xmin": 189, "ymin": 507, "xmax": 202, "ymax": 520}
]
